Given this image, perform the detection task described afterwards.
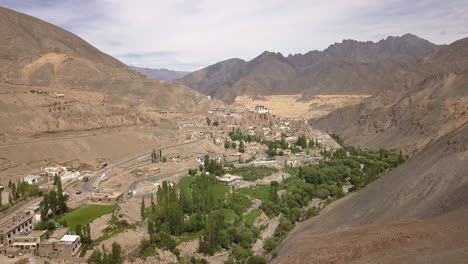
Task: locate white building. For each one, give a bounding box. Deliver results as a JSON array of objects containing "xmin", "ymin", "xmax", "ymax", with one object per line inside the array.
[
  {"xmin": 22, "ymin": 175, "xmax": 43, "ymax": 185},
  {"xmin": 254, "ymin": 105, "xmax": 271, "ymax": 114}
]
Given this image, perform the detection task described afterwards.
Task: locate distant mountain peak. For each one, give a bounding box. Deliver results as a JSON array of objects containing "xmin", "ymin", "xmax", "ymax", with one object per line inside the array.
[
  {"xmin": 130, "ymin": 66, "xmax": 188, "ymax": 81},
  {"xmin": 177, "ymin": 33, "xmax": 442, "ymax": 102}
]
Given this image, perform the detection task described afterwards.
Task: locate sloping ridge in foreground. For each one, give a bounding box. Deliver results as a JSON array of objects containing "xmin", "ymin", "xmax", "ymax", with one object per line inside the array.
[{"xmin": 274, "ymin": 122, "xmax": 468, "ymax": 264}]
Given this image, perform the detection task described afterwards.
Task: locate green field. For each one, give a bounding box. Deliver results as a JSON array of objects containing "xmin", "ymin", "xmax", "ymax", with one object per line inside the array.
[
  {"xmin": 178, "ymin": 176, "xmax": 195, "ymax": 195},
  {"xmin": 284, "ymin": 167, "xmax": 299, "ymax": 177},
  {"xmin": 60, "ymin": 204, "xmax": 118, "ymax": 232},
  {"xmin": 231, "ymin": 166, "xmax": 278, "ymax": 181},
  {"xmin": 238, "ymin": 185, "xmax": 271, "ymax": 201},
  {"xmin": 244, "ymin": 209, "xmax": 262, "ymax": 226},
  {"xmin": 223, "ymin": 208, "xmax": 237, "ymax": 222}
]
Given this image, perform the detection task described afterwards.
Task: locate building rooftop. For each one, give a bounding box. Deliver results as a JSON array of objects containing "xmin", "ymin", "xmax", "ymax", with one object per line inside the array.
[
  {"xmin": 60, "ymin": 235, "xmax": 79, "ymax": 243},
  {"xmin": 15, "ymin": 230, "xmax": 46, "ymax": 239},
  {"xmin": 50, "ymin": 228, "xmax": 69, "ymax": 239},
  {"xmin": 0, "ymin": 212, "xmax": 33, "ymax": 233},
  {"xmin": 23, "ymin": 175, "xmax": 41, "ymax": 180}
]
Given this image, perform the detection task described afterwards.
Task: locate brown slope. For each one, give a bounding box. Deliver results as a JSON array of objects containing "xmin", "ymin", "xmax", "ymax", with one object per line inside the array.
[
  {"xmin": 0, "ymin": 6, "xmax": 216, "ymax": 140},
  {"xmin": 312, "ymin": 38, "xmax": 468, "ymax": 154},
  {"xmin": 176, "ymin": 34, "xmax": 441, "ymax": 102},
  {"xmin": 0, "ymin": 6, "xmax": 213, "ymax": 110},
  {"xmin": 0, "ymin": 6, "xmax": 143, "ymax": 86},
  {"xmin": 274, "ymin": 122, "xmax": 468, "ymax": 264}
]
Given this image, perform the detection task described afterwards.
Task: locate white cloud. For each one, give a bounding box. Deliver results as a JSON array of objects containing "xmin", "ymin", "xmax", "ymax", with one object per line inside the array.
[{"xmin": 1, "ymin": 0, "xmax": 467, "ymax": 71}]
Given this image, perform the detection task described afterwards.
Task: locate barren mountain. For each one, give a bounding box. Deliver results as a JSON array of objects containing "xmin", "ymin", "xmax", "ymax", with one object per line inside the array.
[
  {"xmin": 0, "ymin": 6, "xmax": 214, "ymax": 137},
  {"xmin": 0, "ymin": 6, "xmax": 215, "ymax": 182},
  {"xmin": 130, "ymin": 66, "xmax": 188, "ymax": 81},
  {"xmin": 312, "ymin": 37, "xmax": 468, "ymax": 154},
  {"xmin": 274, "ymin": 37, "xmax": 468, "ymax": 263},
  {"xmin": 176, "ymin": 34, "xmax": 441, "ymax": 102},
  {"xmin": 274, "ymin": 121, "xmax": 468, "ymax": 264}
]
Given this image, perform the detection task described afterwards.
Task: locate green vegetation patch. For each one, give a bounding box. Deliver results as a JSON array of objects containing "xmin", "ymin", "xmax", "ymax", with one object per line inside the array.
[
  {"xmin": 238, "ymin": 185, "xmax": 271, "ymax": 201},
  {"xmin": 231, "ymin": 166, "xmax": 278, "ymax": 181},
  {"xmin": 177, "ymin": 230, "xmax": 204, "ymax": 245},
  {"xmin": 60, "ymin": 204, "xmax": 118, "ymax": 232},
  {"xmin": 178, "ymin": 176, "xmax": 195, "ymax": 195},
  {"xmin": 223, "ymin": 209, "xmax": 237, "ymax": 223},
  {"xmin": 244, "ymin": 209, "xmax": 262, "ymax": 226}
]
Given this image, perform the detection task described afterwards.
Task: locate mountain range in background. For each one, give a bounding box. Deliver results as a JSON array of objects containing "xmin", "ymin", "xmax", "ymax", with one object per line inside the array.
[
  {"xmin": 175, "ymin": 33, "xmax": 442, "ymax": 103},
  {"xmin": 130, "ymin": 66, "xmax": 188, "ymax": 81}
]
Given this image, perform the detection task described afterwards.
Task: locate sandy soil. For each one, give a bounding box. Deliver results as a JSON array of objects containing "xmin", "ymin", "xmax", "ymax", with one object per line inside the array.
[{"xmin": 90, "ymin": 213, "xmax": 113, "ymax": 240}]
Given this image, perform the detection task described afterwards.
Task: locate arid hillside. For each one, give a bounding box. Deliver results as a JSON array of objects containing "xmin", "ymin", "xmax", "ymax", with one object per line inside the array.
[
  {"xmin": 0, "ymin": 7, "xmax": 216, "ymax": 183},
  {"xmin": 274, "ymin": 122, "xmax": 468, "ymax": 264},
  {"xmin": 312, "ymin": 37, "xmax": 468, "ymax": 154},
  {"xmin": 274, "ymin": 37, "xmax": 468, "ymax": 264},
  {"xmin": 176, "ymin": 34, "xmax": 441, "ymax": 103},
  {"xmin": 0, "ymin": 6, "xmax": 216, "ymax": 134},
  {"xmin": 0, "ymin": 6, "xmax": 212, "ymax": 111}
]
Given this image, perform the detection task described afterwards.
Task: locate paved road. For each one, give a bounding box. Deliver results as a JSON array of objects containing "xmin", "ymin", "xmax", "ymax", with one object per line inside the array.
[{"xmin": 82, "ymin": 139, "xmax": 201, "ymax": 193}]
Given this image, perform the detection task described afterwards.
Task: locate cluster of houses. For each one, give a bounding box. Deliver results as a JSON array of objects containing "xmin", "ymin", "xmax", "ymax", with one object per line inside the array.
[{"xmin": 0, "ymin": 210, "xmax": 81, "ymax": 259}]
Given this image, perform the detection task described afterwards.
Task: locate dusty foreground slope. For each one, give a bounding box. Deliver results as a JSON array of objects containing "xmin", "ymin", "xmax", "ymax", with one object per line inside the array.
[{"xmin": 274, "ymin": 123, "xmax": 468, "ymax": 264}]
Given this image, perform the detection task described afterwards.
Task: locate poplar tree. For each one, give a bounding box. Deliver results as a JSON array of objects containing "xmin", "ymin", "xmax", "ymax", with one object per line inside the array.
[{"xmin": 141, "ymin": 197, "xmax": 146, "ymax": 220}]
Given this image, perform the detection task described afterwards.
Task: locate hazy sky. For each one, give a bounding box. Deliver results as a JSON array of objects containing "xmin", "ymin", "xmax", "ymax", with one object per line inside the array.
[{"xmin": 1, "ymin": 0, "xmax": 467, "ymax": 71}]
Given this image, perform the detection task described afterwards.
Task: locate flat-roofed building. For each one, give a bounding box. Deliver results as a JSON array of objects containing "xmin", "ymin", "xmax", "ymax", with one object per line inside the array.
[
  {"xmin": 11, "ymin": 230, "xmax": 47, "ymax": 253},
  {"xmin": 91, "ymin": 192, "xmax": 124, "ymax": 204},
  {"xmin": 0, "ymin": 211, "xmax": 35, "ymax": 247},
  {"xmin": 38, "ymin": 229, "xmax": 81, "ymax": 258}
]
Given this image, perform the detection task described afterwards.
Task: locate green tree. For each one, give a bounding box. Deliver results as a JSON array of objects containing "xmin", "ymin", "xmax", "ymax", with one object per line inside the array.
[
  {"xmin": 141, "ymin": 197, "xmax": 146, "ymax": 220},
  {"xmin": 263, "ymin": 237, "xmax": 277, "ymax": 252},
  {"xmin": 110, "ymin": 242, "xmax": 124, "ymax": 264},
  {"xmin": 56, "ymin": 175, "xmax": 68, "ymax": 214},
  {"xmin": 239, "ymin": 141, "xmax": 245, "ymax": 153},
  {"xmin": 206, "ymin": 117, "xmax": 211, "ymax": 126},
  {"xmin": 39, "ymin": 193, "xmax": 50, "ymax": 221},
  {"xmin": 268, "ymin": 181, "xmax": 279, "ymax": 202},
  {"xmin": 87, "ymin": 249, "xmax": 103, "ymax": 264}
]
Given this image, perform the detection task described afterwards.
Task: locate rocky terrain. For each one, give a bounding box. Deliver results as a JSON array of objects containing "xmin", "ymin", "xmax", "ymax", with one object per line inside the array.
[
  {"xmin": 312, "ymin": 37, "xmax": 468, "ymax": 154},
  {"xmin": 272, "ymin": 37, "xmax": 468, "ymax": 264},
  {"xmin": 130, "ymin": 66, "xmax": 188, "ymax": 81},
  {"xmin": 176, "ymin": 34, "xmax": 441, "ymax": 103}
]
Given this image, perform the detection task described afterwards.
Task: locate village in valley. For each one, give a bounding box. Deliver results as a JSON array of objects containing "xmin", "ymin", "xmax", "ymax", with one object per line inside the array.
[{"xmin": 0, "ymin": 103, "xmax": 403, "ymax": 264}]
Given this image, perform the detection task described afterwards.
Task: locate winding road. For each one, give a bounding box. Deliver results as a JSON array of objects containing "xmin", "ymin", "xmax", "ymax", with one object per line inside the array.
[{"xmin": 82, "ymin": 138, "xmax": 202, "ymax": 193}]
